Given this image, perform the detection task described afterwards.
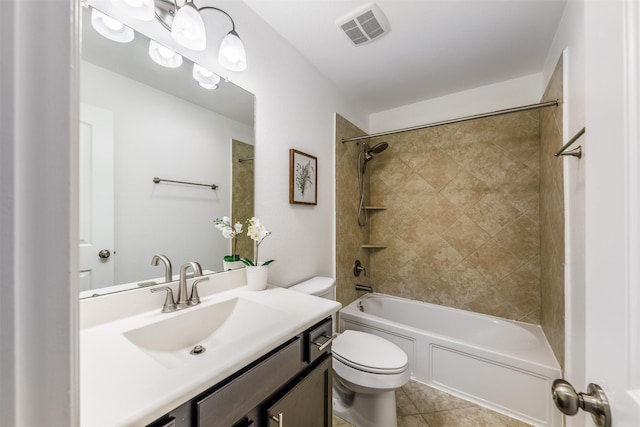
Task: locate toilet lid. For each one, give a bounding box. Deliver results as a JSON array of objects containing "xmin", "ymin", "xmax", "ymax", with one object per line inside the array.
[
  {"xmin": 332, "ymin": 330, "xmax": 408, "ymax": 374},
  {"xmin": 289, "ymin": 276, "xmax": 334, "ymax": 296}
]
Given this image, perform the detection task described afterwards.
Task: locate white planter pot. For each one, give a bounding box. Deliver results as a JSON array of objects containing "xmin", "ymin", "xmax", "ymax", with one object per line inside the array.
[
  {"xmin": 223, "ymin": 260, "xmax": 245, "ymax": 271},
  {"xmin": 245, "ymin": 265, "xmax": 269, "ymax": 291}
]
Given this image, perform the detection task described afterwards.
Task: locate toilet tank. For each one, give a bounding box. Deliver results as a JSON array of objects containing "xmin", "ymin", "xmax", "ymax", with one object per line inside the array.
[{"xmin": 288, "ymin": 277, "xmax": 336, "ymax": 300}]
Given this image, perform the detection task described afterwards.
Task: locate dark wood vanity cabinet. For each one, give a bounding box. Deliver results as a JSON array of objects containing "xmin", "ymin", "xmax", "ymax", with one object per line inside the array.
[
  {"xmin": 264, "ymin": 355, "xmax": 332, "ymax": 427},
  {"xmin": 146, "ymin": 317, "xmax": 333, "ymax": 427}
]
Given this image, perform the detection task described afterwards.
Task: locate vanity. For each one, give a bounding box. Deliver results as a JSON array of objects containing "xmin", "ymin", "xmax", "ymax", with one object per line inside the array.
[{"xmin": 80, "ymin": 269, "xmax": 341, "ymax": 426}]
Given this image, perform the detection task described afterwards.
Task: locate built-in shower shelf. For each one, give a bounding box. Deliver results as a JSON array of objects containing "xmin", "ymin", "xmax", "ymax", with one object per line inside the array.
[
  {"xmin": 361, "ymin": 244, "xmax": 387, "ymax": 249},
  {"xmin": 364, "ymin": 206, "xmax": 386, "ymax": 211}
]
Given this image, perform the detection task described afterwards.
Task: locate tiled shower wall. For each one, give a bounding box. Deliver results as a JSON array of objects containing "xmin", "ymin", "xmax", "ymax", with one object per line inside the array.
[
  {"xmin": 336, "ymin": 110, "xmax": 545, "ymax": 322},
  {"xmin": 232, "ymin": 140, "xmax": 255, "ymax": 260},
  {"xmin": 540, "ymin": 58, "xmax": 565, "ymax": 367},
  {"xmin": 335, "ymin": 115, "xmax": 370, "ymax": 307}
]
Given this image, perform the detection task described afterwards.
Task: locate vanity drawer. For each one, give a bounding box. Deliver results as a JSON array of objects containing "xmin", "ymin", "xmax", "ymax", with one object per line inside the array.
[
  {"xmin": 196, "ymin": 337, "xmax": 303, "ymax": 426},
  {"xmin": 305, "ymin": 317, "xmax": 333, "ymax": 364}
]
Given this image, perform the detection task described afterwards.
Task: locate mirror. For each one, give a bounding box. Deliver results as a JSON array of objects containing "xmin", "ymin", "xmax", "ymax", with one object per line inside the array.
[{"xmin": 79, "ymin": 6, "xmax": 255, "ymax": 297}]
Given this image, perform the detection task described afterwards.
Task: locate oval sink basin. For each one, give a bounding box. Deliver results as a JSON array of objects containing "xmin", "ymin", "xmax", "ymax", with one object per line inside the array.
[
  {"xmin": 124, "ymin": 298, "xmax": 242, "ymax": 352},
  {"xmin": 122, "ymin": 296, "xmax": 290, "ymax": 369}
]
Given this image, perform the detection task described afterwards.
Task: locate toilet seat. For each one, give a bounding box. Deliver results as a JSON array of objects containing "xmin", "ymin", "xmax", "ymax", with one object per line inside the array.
[{"xmin": 332, "ymin": 330, "xmax": 408, "ymax": 374}]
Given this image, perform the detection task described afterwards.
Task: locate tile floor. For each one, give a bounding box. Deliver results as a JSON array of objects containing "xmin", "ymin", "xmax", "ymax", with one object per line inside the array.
[{"xmin": 332, "ymin": 380, "xmax": 533, "ymax": 427}]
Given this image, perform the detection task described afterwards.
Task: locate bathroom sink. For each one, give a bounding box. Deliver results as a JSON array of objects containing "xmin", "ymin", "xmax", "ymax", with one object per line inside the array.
[
  {"xmin": 124, "ymin": 298, "xmax": 243, "ymax": 352},
  {"xmin": 122, "ymin": 297, "xmax": 288, "ymax": 368}
]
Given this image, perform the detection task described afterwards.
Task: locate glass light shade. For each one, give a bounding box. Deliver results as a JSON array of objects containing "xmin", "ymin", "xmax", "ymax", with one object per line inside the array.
[
  {"xmin": 171, "ymin": 3, "xmax": 206, "ymax": 51},
  {"xmin": 91, "ymin": 8, "xmax": 134, "ymax": 43},
  {"xmin": 192, "ymin": 64, "xmax": 221, "ymax": 89},
  {"xmin": 110, "ymin": 0, "xmax": 155, "ymax": 21},
  {"xmin": 218, "ymin": 31, "xmax": 247, "ymax": 71},
  {"xmin": 148, "ymin": 40, "xmax": 183, "ymax": 68}
]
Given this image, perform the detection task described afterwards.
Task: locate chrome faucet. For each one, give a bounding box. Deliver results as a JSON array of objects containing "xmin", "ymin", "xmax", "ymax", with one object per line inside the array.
[
  {"xmin": 151, "ymin": 254, "xmax": 173, "ymax": 282},
  {"xmin": 177, "ymin": 262, "xmax": 203, "ymax": 308}
]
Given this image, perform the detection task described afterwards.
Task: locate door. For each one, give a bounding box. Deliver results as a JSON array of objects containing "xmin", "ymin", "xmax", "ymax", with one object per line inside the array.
[
  {"xmin": 561, "ymin": 1, "xmax": 640, "ymax": 426},
  {"xmin": 266, "ymin": 356, "xmax": 332, "ymax": 427},
  {"xmin": 79, "ymin": 104, "xmax": 114, "ymax": 292}
]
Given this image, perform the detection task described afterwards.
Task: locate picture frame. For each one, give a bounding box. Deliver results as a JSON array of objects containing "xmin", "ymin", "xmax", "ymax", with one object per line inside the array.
[{"xmin": 289, "ymin": 149, "xmax": 317, "ymax": 205}]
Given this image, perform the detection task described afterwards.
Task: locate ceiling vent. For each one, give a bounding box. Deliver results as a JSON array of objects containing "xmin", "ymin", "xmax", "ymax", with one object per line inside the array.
[{"xmin": 336, "ymin": 3, "xmax": 390, "ymax": 46}]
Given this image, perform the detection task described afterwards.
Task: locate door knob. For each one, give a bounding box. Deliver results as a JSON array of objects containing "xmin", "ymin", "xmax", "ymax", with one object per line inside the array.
[
  {"xmin": 552, "ymin": 379, "xmax": 611, "ymax": 427},
  {"xmin": 98, "ymin": 249, "xmax": 111, "ymax": 259}
]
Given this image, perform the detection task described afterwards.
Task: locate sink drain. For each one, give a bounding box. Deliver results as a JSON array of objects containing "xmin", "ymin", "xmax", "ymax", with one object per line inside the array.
[{"xmin": 190, "ymin": 345, "xmax": 206, "ymax": 355}]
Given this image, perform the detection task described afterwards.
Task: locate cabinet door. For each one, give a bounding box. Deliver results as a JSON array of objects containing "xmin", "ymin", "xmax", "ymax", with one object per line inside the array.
[{"xmin": 266, "ymin": 356, "xmax": 332, "ymax": 427}]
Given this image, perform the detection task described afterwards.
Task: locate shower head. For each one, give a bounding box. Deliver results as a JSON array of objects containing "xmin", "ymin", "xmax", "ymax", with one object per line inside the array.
[
  {"xmin": 359, "ymin": 141, "xmax": 389, "ymax": 174},
  {"xmin": 368, "ymin": 142, "xmax": 389, "ymax": 154},
  {"xmin": 362, "ymin": 142, "xmax": 389, "ymax": 162}
]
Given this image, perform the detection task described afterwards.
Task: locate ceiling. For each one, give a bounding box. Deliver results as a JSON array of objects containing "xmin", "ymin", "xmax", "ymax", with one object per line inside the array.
[{"xmin": 242, "ymin": 0, "xmax": 567, "ymax": 115}]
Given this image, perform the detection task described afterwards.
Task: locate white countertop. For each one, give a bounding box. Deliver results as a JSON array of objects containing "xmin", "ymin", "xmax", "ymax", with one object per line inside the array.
[{"xmin": 80, "ymin": 272, "xmax": 340, "ymax": 427}]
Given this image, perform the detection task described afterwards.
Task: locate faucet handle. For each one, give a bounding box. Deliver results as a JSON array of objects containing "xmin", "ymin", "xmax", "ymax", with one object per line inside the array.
[
  {"xmin": 189, "ymin": 277, "xmax": 210, "ymax": 305},
  {"xmin": 150, "ymin": 286, "xmax": 177, "ymax": 313}
]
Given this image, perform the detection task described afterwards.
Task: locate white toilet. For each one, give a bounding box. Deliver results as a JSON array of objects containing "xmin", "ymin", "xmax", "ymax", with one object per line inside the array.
[{"xmin": 289, "ymin": 277, "xmax": 410, "ymax": 427}]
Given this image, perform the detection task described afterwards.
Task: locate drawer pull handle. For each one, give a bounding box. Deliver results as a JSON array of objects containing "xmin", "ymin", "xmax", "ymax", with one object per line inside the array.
[
  {"xmin": 312, "ymin": 333, "xmax": 338, "ymax": 352},
  {"xmin": 270, "ymin": 412, "xmax": 283, "ymax": 426}
]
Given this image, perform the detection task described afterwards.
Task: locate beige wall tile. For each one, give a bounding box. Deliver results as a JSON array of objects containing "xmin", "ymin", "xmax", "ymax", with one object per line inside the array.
[{"xmin": 335, "ymin": 81, "xmax": 563, "ymax": 342}]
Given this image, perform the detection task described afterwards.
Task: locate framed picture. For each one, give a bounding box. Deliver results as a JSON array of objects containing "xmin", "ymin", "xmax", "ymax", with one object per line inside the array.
[{"xmin": 289, "ymin": 149, "xmax": 317, "ymax": 205}]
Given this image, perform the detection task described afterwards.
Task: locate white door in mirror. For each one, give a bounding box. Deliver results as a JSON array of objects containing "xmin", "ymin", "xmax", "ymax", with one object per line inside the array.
[{"xmin": 79, "ymin": 104, "xmax": 114, "ymax": 291}]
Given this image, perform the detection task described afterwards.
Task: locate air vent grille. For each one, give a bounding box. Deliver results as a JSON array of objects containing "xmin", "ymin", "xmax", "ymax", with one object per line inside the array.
[{"xmin": 337, "ymin": 3, "xmax": 389, "ymax": 46}]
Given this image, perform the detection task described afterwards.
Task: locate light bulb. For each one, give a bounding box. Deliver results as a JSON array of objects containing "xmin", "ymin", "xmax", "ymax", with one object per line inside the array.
[
  {"xmin": 110, "ymin": 0, "xmax": 155, "ymax": 21},
  {"xmin": 102, "ymin": 15, "xmax": 124, "ymax": 31},
  {"xmin": 218, "ymin": 31, "xmax": 247, "ymax": 71},
  {"xmin": 193, "ymin": 64, "xmax": 221, "ymax": 89},
  {"xmin": 148, "ymin": 40, "xmax": 183, "ymax": 68},
  {"xmin": 171, "ymin": 3, "xmax": 206, "ymax": 51},
  {"xmin": 91, "ymin": 8, "xmax": 134, "ymax": 43}
]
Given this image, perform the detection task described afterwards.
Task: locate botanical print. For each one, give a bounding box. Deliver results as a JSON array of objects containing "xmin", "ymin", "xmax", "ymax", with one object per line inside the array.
[
  {"xmin": 295, "ymin": 160, "xmax": 314, "ymax": 198},
  {"xmin": 289, "ymin": 149, "xmax": 317, "ymax": 205}
]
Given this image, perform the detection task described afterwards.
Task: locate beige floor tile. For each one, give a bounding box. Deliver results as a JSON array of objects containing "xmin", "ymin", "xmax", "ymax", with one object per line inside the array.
[
  {"xmin": 396, "ymin": 387, "xmax": 421, "ymax": 416},
  {"xmin": 402, "ymin": 381, "xmax": 474, "ymax": 414},
  {"xmin": 422, "ymin": 406, "xmax": 532, "ymax": 427},
  {"xmin": 331, "ymin": 380, "xmax": 531, "ymax": 427},
  {"xmin": 397, "ymin": 414, "xmax": 431, "ymax": 427},
  {"xmin": 332, "ymin": 414, "xmax": 354, "ymax": 426}
]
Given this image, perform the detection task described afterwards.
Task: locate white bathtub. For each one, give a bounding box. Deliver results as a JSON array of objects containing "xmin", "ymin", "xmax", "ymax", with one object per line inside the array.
[{"xmin": 339, "ymin": 293, "xmax": 561, "ymax": 427}]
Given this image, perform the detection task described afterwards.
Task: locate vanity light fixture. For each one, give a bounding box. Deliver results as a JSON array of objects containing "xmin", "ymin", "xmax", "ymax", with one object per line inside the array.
[
  {"xmin": 192, "ymin": 64, "xmax": 221, "ymax": 89},
  {"xmin": 91, "ymin": 8, "xmax": 134, "ymax": 43},
  {"xmin": 149, "ymin": 40, "xmax": 183, "ymax": 68},
  {"xmin": 111, "ymin": 0, "xmax": 248, "ymax": 71}
]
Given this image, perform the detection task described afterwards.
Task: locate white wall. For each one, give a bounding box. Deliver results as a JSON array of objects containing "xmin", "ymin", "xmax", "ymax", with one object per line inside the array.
[
  {"xmin": 368, "ymin": 73, "xmax": 543, "ymax": 133},
  {"xmin": 81, "ymin": 61, "xmax": 253, "ymax": 285},
  {"xmin": 0, "ymin": 0, "xmax": 78, "ymax": 425}
]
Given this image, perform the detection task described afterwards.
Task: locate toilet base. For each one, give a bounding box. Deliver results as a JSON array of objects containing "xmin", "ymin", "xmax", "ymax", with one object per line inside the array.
[{"xmin": 333, "ymin": 386, "xmax": 398, "ymax": 427}]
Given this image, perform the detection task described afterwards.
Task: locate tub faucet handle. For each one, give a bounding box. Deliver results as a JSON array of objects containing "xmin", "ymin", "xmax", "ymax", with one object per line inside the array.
[{"xmin": 353, "ymin": 259, "xmax": 366, "ymax": 277}]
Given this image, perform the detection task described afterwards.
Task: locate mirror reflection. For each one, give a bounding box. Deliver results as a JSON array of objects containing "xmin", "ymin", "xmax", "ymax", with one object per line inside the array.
[{"xmin": 79, "ymin": 6, "xmax": 255, "ymax": 297}]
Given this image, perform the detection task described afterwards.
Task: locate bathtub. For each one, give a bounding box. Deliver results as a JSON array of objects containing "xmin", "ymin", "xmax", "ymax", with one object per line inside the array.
[{"xmin": 339, "ymin": 293, "xmax": 561, "ymax": 427}]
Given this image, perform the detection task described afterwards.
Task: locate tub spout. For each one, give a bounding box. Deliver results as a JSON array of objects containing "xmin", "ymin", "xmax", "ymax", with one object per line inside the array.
[{"xmin": 355, "ymin": 284, "xmax": 373, "ymax": 293}]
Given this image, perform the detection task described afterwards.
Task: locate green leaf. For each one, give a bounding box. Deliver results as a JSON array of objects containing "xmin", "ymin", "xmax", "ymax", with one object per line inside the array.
[{"xmin": 239, "ymin": 257, "xmax": 255, "ymax": 266}]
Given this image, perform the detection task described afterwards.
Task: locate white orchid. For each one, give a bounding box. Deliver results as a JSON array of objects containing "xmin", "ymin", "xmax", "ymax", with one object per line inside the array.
[
  {"xmin": 214, "ymin": 216, "xmax": 243, "ymax": 260},
  {"xmin": 241, "ymin": 217, "xmax": 274, "ymax": 266}
]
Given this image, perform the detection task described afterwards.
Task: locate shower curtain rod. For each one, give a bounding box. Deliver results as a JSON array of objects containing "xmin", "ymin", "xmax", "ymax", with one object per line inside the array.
[{"xmin": 341, "ymin": 99, "xmax": 559, "ymax": 143}]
